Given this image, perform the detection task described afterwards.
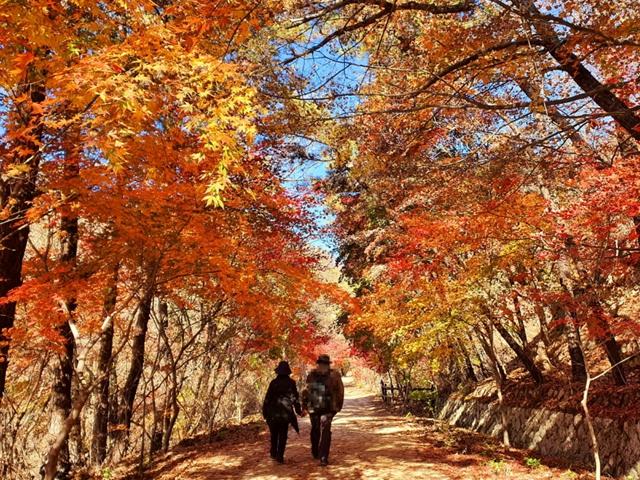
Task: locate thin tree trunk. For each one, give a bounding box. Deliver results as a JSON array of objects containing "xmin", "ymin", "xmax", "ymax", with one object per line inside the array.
[
  {"xmin": 566, "ymin": 320, "xmax": 588, "ymax": 384},
  {"xmin": 467, "ymin": 332, "xmax": 490, "ymax": 379},
  {"xmin": 150, "ymin": 301, "xmax": 169, "ymax": 456},
  {"xmin": 90, "ymin": 264, "xmax": 119, "ymax": 465},
  {"xmin": 162, "ymin": 372, "xmax": 179, "ymax": 453},
  {"xmin": 589, "ymin": 307, "xmax": 626, "ymax": 386},
  {"xmin": 43, "ymin": 387, "xmax": 91, "ymax": 480},
  {"xmin": 492, "ymin": 318, "xmax": 544, "ymax": 384},
  {"xmin": 532, "ymin": 303, "xmax": 550, "ymax": 346},
  {"xmin": 507, "ymin": 278, "xmax": 528, "ymax": 346},
  {"xmin": 475, "ymin": 348, "xmax": 490, "ymax": 379},
  {"xmin": 551, "ymin": 301, "xmax": 587, "ymax": 382},
  {"xmin": 511, "ymin": 293, "xmax": 528, "ymax": 346},
  {"xmin": 478, "ymin": 326, "xmax": 510, "ymax": 446},
  {"xmin": 458, "ymin": 341, "xmax": 478, "ymax": 382},
  {"xmin": 572, "ymin": 287, "xmax": 626, "ymax": 386},
  {"xmin": 476, "ymin": 331, "xmax": 507, "ymax": 384},
  {"xmin": 149, "ymin": 378, "xmax": 163, "ymax": 456},
  {"xmin": 195, "ymin": 318, "xmax": 216, "ymax": 399},
  {"xmin": 496, "ymin": 379, "xmax": 509, "ymax": 447},
  {"xmin": 115, "ymin": 285, "xmax": 154, "ymax": 427},
  {"xmin": 48, "ymin": 145, "xmax": 80, "ymax": 477},
  {"xmin": 515, "ymin": 0, "xmax": 640, "ymax": 141},
  {"xmin": 111, "ymin": 271, "xmax": 156, "ymax": 459},
  {"xmin": 581, "ymin": 374, "xmax": 601, "ymax": 480},
  {"xmin": 162, "ymin": 402, "xmax": 179, "ymax": 453},
  {"xmin": 0, "ymin": 65, "xmax": 46, "ymax": 398},
  {"xmin": 48, "ymin": 323, "xmax": 75, "ymax": 477},
  {"xmin": 516, "ymin": 78, "xmax": 602, "ymax": 162}
]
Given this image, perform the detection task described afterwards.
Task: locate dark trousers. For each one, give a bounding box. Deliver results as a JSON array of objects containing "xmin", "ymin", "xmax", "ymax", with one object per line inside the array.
[
  {"xmin": 310, "ymin": 412, "xmax": 335, "ymax": 460},
  {"xmin": 268, "ymin": 421, "xmax": 289, "ymax": 460}
]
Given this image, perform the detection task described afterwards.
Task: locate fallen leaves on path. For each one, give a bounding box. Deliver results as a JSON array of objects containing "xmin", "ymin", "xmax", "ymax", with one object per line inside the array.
[{"xmin": 122, "ymin": 384, "xmax": 601, "ymax": 480}]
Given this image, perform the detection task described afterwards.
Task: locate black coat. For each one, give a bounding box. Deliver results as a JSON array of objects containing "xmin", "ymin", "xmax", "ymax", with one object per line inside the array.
[{"xmin": 262, "ymin": 374, "xmax": 301, "ymax": 433}]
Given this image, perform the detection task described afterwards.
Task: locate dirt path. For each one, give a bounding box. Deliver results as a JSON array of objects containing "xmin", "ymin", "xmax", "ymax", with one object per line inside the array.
[{"xmin": 140, "ymin": 380, "xmax": 590, "ymax": 480}]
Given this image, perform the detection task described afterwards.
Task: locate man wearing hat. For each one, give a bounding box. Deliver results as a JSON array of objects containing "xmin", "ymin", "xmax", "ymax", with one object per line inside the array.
[
  {"xmin": 262, "ymin": 360, "xmax": 302, "ymax": 463},
  {"xmin": 302, "ymin": 354, "xmax": 345, "ymax": 466}
]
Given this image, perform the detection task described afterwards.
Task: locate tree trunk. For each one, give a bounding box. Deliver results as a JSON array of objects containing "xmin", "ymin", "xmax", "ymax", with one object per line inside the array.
[
  {"xmin": 0, "ymin": 66, "xmax": 46, "ymax": 398},
  {"xmin": 111, "ymin": 272, "xmax": 156, "ymax": 459},
  {"xmin": 510, "ymin": 292, "xmax": 528, "ymax": 346},
  {"xmin": 159, "ymin": 300, "xmax": 180, "ymax": 455},
  {"xmin": 571, "ymin": 286, "xmax": 626, "ymax": 386},
  {"xmin": 90, "ymin": 264, "xmax": 119, "ymax": 465},
  {"xmin": 516, "ymin": 0, "xmax": 640, "ymax": 141},
  {"xmin": 581, "ymin": 374, "xmax": 602, "ymax": 479},
  {"xmin": 467, "ymin": 332, "xmax": 490, "ymax": 379},
  {"xmin": 492, "ymin": 319, "xmax": 544, "ymax": 384},
  {"xmin": 551, "ymin": 301, "xmax": 587, "ymax": 383},
  {"xmin": 458, "ymin": 341, "xmax": 478, "ymax": 382},
  {"xmin": 566, "ymin": 321, "xmax": 588, "ymax": 383},
  {"xmin": 48, "ymin": 323, "xmax": 75, "ymax": 477},
  {"xmin": 477, "ymin": 325, "xmax": 509, "ymax": 446},
  {"xmin": 475, "ymin": 348, "xmax": 490, "ymax": 378},
  {"xmin": 48, "ymin": 146, "xmax": 80, "ymax": 477},
  {"xmin": 533, "ymin": 303, "xmax": 552, "ymax": 351},
  {"xmin": 43, "ymin": 387, "xmax": 91, "ymax": 480},
  {"xmin": 149, "ymin": 389, "xmax": 163, "ymax": 456},
  {"xmin": 150, "ymin": 301, "xmax": 169, "ymax": 456},
  {"xmin": 516, "ymin": 78, "xmax": 602, "ymax": 163},
  {"xmin": 589, "ymin": 305, "xmax": 626, "ymax": 386},
  {"xmin": 476, "ymin": 331, "xmax": 507, "ymax": 384},
  {"xmin": 162, "ymin": 397, "xmax": 179, "ymax": 453}
]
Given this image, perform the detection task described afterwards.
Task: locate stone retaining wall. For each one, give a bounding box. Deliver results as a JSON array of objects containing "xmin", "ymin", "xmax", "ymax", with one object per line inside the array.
[{"xmin": 437, "ymin": 398, "xmax": 640, "ymax": 478}]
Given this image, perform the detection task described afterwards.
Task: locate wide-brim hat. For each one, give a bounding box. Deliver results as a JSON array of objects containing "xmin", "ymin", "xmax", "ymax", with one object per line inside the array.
[
  {"xmin": 275, "ymin": 360, "xmax": 292, "ymax": 375},
  {"xmin": 316, "ymin": 354, "xmax": 331, "ymax": 365}
]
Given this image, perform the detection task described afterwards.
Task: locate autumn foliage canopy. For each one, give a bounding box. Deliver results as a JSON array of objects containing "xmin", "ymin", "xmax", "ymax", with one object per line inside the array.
[{"xmin": 2, "ymin": 0, "xmax": 640, "ymax": 478}]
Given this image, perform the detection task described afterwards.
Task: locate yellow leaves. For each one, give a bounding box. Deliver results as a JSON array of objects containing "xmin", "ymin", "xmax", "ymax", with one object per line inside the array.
[
  {"xmin": 190, "ymin": 152, "xmax": 206, "ymax": 163},
  {"xmin": 204, "ymin": 162, "xmax": 230, "ymax": 208},
  {"xmin": 204, "ymin": 186, "xmax": 226, "ymax": 208},
  {"xmin": 114, "ymin": 0, "xmax": 131, "ymax": 11},
  {"xmin": 2, "ymin": 163, "xmax": 32, "ymax": 181},
  {"xmin": 1, "ymin": 0, "xmax": 265, "ymax": 211},
  {"xmin": 176, "ymin": 86, "xmax": 195, "ymax": 104},
  {"xmin": 0, "ymin": 0, "xmax": 339, "ymax": 386}
]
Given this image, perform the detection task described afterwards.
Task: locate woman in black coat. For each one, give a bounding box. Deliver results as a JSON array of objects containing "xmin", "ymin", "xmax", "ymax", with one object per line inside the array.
[{"xmin": 262, "ymin": 361, "xmax": 302, "ymax": 463}]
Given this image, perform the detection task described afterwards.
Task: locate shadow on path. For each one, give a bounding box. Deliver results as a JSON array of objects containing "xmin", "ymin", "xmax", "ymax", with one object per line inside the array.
[{"xmin": 138, "ymin": 380, "xmax": 595, "ymax": 480}]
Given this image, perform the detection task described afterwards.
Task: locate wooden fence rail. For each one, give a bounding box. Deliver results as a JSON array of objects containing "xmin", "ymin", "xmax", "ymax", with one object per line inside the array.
[{"xmin": 380, "ymin": 380, "xmax": 435, "ymax": 405}]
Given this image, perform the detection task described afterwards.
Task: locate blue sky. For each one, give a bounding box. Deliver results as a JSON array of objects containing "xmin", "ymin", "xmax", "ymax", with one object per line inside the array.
[{"xmin": 279, "ymin": 44, "xmax": 370, "ymax": 256}]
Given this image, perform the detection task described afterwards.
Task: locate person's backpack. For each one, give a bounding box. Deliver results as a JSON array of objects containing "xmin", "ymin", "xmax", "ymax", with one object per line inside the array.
[{"xmin": 307, "ymin": 373, "xmax": 331, "ymax": 412}]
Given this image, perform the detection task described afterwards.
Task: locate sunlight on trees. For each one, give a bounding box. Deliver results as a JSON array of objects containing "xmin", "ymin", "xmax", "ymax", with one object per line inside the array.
[{"xmin": 1, "ymin": 0, "xmax": 640, "ymax": 478}]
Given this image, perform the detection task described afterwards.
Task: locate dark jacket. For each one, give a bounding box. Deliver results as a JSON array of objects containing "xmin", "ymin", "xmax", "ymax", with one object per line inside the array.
[
  {"xmin": 302, "ymin": 368, "xmax": 344, "ymax": 414},
  {"xmin": 262, "ymin": 374, "xmax": 302, "ymax": 432}
]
